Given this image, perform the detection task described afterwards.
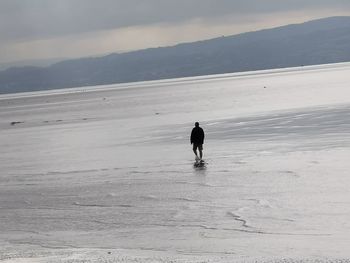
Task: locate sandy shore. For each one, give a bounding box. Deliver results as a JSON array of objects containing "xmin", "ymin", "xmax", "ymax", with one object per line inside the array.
[{"xmin": 1, "ymin": 64, "xmax": 350, "ymax": 262}]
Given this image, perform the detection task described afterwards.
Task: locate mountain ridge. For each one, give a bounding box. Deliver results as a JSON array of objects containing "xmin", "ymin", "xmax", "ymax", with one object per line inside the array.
[{"xmin": 1, "ymin": 16, "xmax": 350, "ymax": 94}]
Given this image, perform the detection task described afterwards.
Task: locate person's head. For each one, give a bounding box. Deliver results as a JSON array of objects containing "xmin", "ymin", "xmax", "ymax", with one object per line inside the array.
[{"xmin": 195, "ymin": 122, "xmax": 199, "ymax": 127}]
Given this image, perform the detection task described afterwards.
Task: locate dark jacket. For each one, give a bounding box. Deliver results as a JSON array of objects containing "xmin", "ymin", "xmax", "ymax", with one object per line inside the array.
[{"xmin": 191, "ymin": 127, "xmax": 204, "ymax": 145}]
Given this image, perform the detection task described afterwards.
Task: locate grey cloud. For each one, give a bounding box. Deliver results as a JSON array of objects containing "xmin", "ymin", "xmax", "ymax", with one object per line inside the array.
[{"xmin": 1, "ymin": 0, "xmax": 350, "ymax": 43}]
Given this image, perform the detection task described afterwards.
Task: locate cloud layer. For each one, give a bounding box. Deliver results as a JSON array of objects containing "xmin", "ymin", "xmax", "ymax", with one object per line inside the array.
[{"xmin": 1, "ymin": 0, "xmax": 350, "ymax": 64}]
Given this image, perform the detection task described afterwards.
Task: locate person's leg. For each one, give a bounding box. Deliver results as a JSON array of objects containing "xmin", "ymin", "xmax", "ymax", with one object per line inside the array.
[
  {"xmin": 193, "ymin": 144, "xmax": 198, "ymax": 158},
  {"xmin": 199, "ymin": 145, "xmax": 203, "ymax": 159}
]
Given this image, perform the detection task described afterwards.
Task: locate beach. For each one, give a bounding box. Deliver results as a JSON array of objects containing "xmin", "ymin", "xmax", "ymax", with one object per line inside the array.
[{"xmin": 1, "ymin": 63, "xmax": 350, "ymax": 262}]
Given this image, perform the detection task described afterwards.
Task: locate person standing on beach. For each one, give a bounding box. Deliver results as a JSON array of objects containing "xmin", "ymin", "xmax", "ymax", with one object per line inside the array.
[{"xmin": 190, "ymin": 122, "xmax": 205, "ymax": 160}]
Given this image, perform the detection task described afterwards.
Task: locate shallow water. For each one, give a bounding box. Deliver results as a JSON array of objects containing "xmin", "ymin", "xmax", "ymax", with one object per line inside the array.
[{"xmin": 1, "ymin": 63, "xmax": 350, "ymax": 262}]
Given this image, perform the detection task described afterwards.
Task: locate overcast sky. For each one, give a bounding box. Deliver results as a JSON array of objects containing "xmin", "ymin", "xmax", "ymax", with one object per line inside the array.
[{"xmin": 1, "ymin": 0, "xmax": 350, "ymax": 64}]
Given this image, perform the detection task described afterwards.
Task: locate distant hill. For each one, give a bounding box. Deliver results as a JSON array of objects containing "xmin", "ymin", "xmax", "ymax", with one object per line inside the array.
[
  {"xmin": 1, "ymin": 16, "xmax": 350, "ymax": 94},
  {"xmin": 0, "ymin": 57, "xmax": 66, "ymax": 71}
]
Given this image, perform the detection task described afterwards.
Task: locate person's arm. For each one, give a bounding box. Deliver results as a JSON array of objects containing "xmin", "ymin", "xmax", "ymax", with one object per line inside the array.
[
  {"xmin": 190, "ymin": 129, "xmax": 194, "ymax": 144},
  {"xmin": 201, "ymin": 128, "xmax": 205, "ymax": 144}
]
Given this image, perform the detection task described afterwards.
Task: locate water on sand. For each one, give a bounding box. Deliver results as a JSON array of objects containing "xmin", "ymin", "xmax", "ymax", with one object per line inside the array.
[{"xmin": 1, "ymin": 63, "xmax": 350, "ymax": 262}]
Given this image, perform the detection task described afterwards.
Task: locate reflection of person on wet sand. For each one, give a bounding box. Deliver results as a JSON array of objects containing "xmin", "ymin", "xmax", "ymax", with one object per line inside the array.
[{"xmin": 190, "ymin": 122, "xmax": 205, "ymax": 160}]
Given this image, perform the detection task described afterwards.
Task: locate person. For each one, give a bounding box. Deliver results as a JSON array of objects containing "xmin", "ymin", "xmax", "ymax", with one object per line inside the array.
[{"xmin": 190, "ymin": 122, "xmax": 205, "ymax": 160}]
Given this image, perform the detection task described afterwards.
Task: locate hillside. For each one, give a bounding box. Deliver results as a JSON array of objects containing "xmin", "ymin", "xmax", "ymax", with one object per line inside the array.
[{"xmin": 1, "ymin": 16, "xmax": 350, "ymax": 94}]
